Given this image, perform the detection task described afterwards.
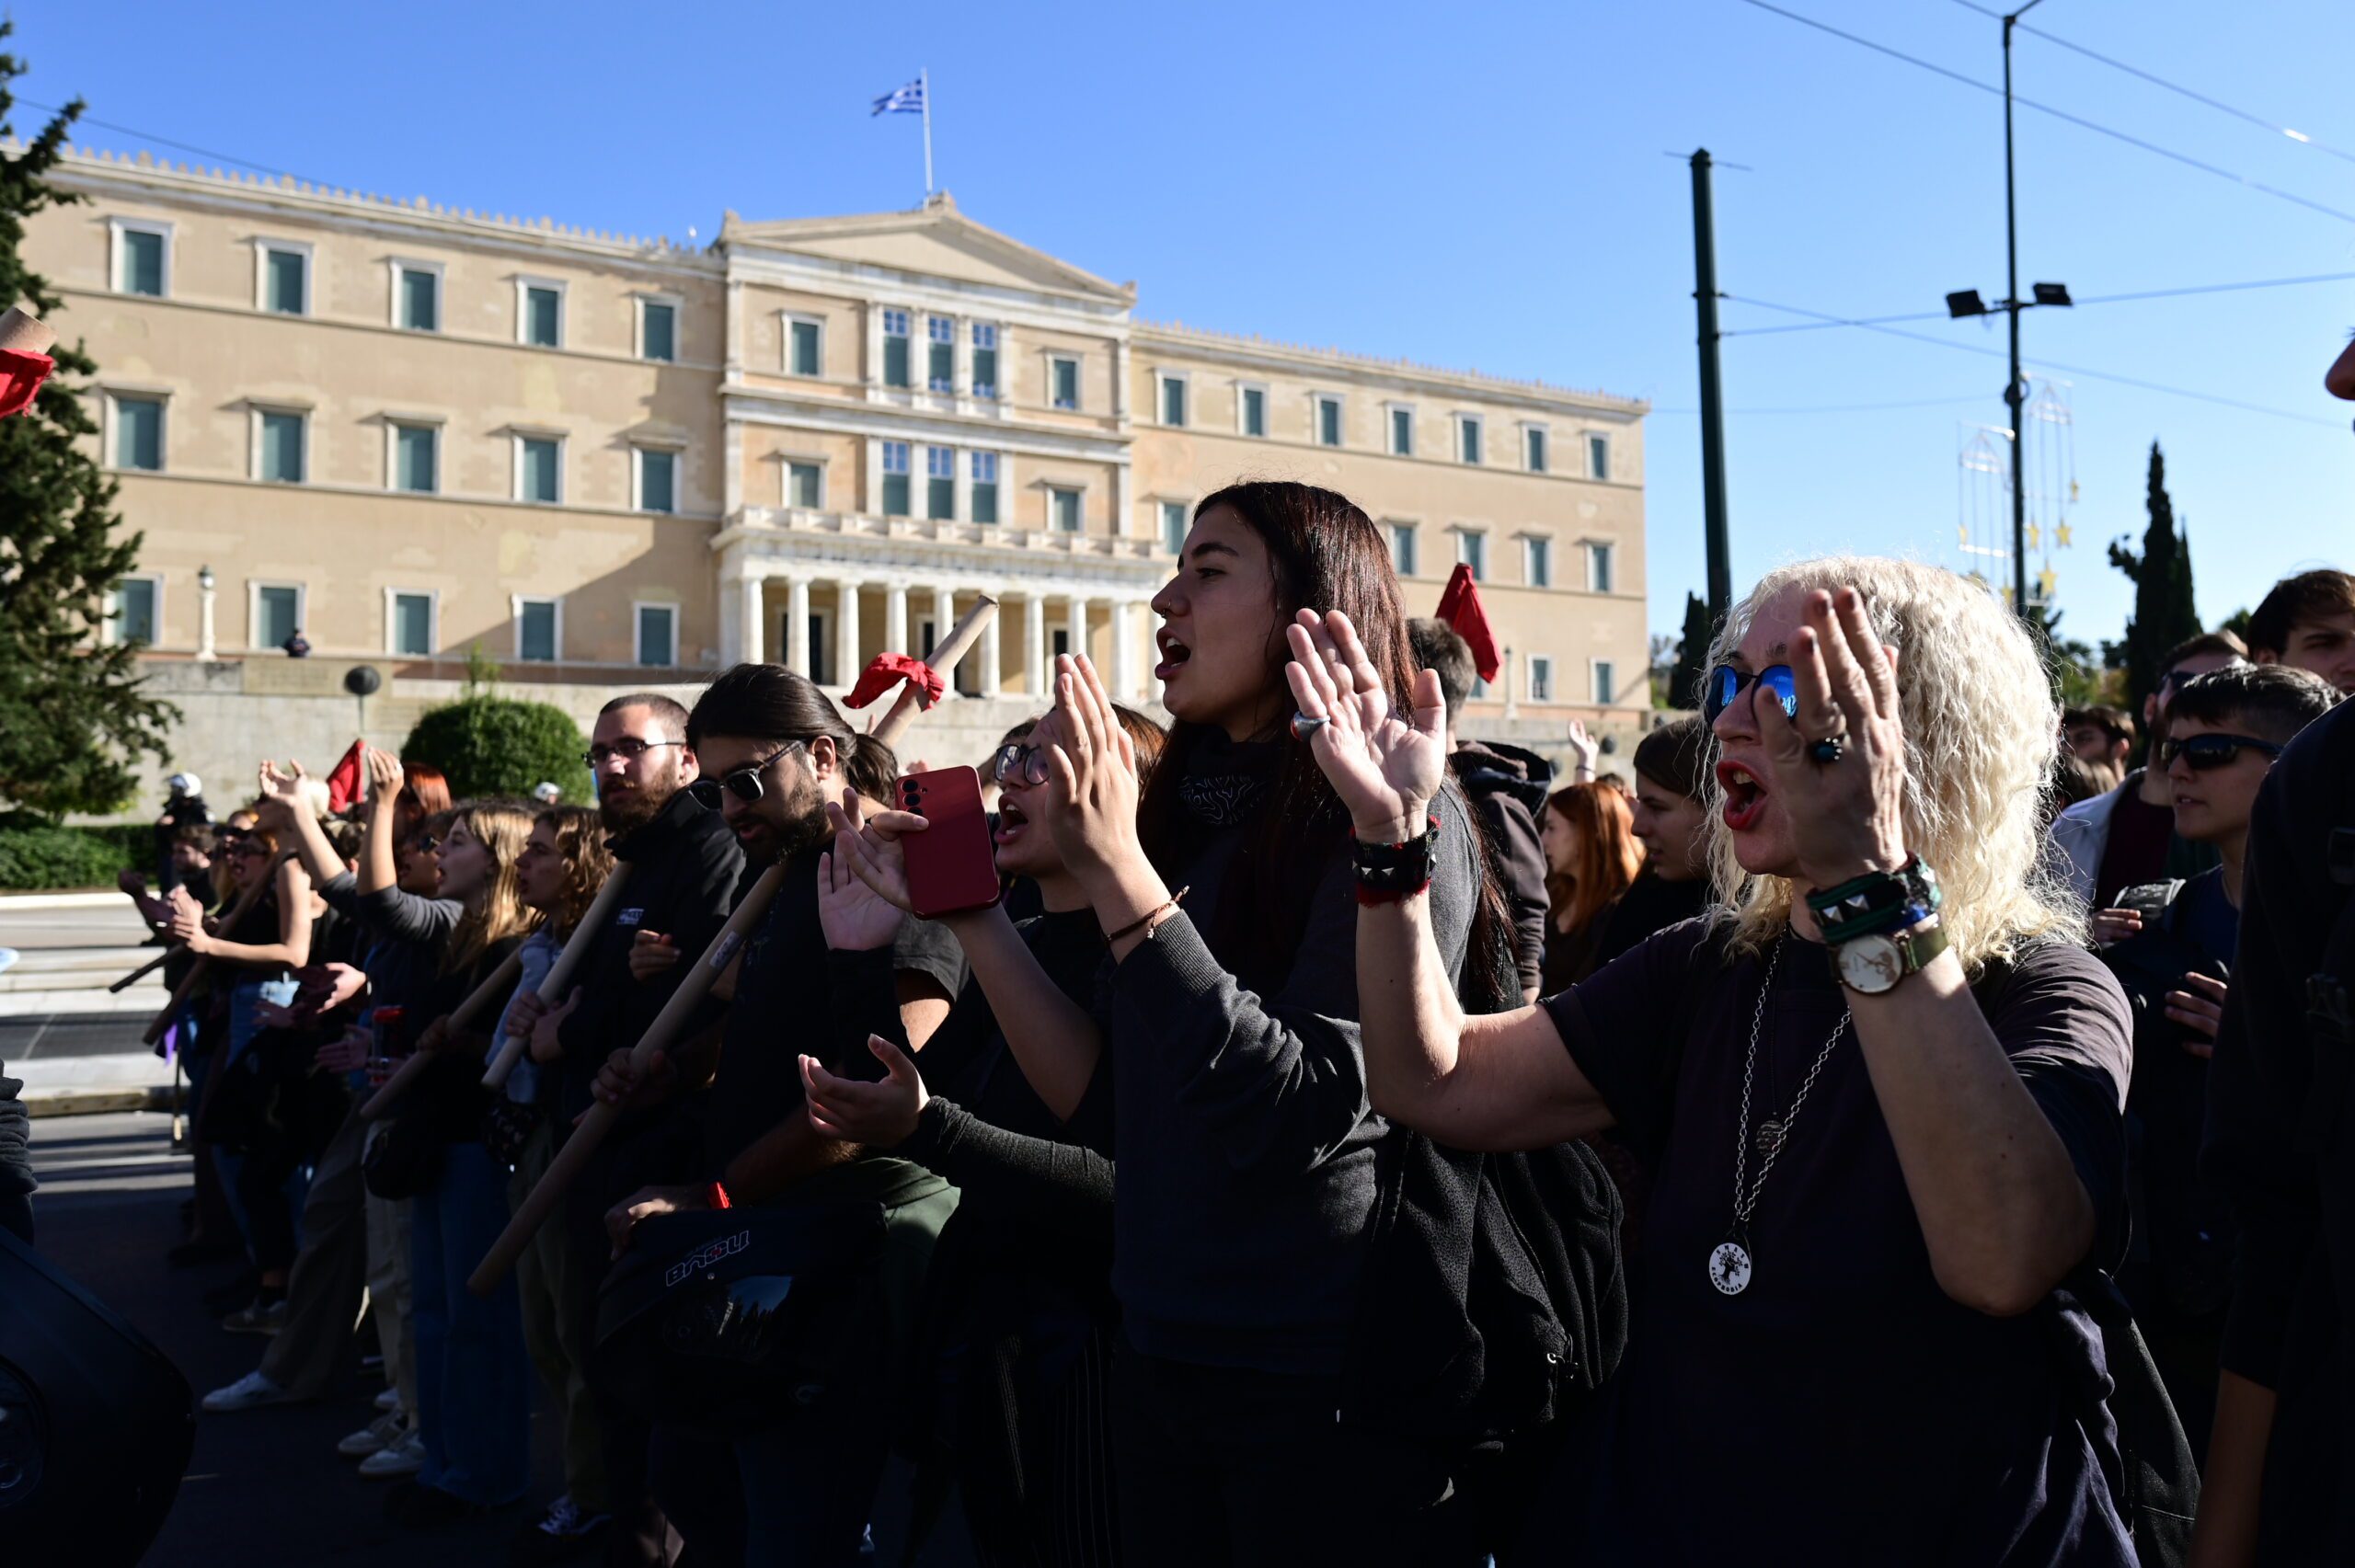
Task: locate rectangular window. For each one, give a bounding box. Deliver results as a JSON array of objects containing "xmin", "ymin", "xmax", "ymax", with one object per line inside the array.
[
  {"xmin": 787, "ymin": 460, "xmax": 821, "ymax": 509},
  {"xmin": 1526, "ymin": 426, "xmax": 1548, "ymax": 474},
  {"xmin": 1592, "ymin": 659, "xmax": 1616, "ymax": 704},
  {"xmin": 517, "ymin": 598, "xmax": 559, "ymax": 662},
  {"xmin": 636, "ymin": 604, "xmax": 677, "ymax": 668},
  {"xmin": 1390, "ymin": 406, "xmax": 1414, "ymax": 457},
  {"xmin": 1161, "ymin": 500, "xmax": 1189, "ymax": 555},
  {"xmin": 1457, "ymin": 416, "xmax": 1483, "ymax": 465},
  {"xmin": 925, "ymin": 444, "xmax": 955, "ymax": 520},
  {"xmin": 1588, "ymin": 432, "xmax": 1611, "ymax": 481},
  {"xmin": 1051, "ymin": 487, "xmax": 1082, "ymax": 533},
  {"xmin": 880, "ymin": 440, "xmax": 911, "ymax": 517},
  {"xmin": 519, "ymin": 436, "xmax": 561, "ymax": 504},
  {"xmin": 806, "ymin": 612, "xmax": 830, "ymax": 685},
  {"xmin": 1524, "ymin": 535, "xmax": 1551, "ymax": 589},
  {"xmin": 1160, "ymin": 375, "xmax": 1188, "ymax": 428},
  {"xmin": 264, "ymin": 247, "xmax": 307, "ymax": 315},
  {"xmin": 883, "ymin": 309, "xmax": 912, "ymax": 388},
  {"xmin": 1049, "ymin": 355, "xmax": 1079, "ymax": 410},
  {"xmin": 1456, "ymin": 530, "xmax": 1487, "ymax": 581},
  {"xmin": 1316, "ymin": 395, "xmax": 1342, "ymax": 448},
  {"xmin": 1052, "ymin": 629, "xmax": 1071, "ymax": 659},
  {"xmin": 114, "ymin": 578, "xmax": 158, "ymax": 646},
  {"xmin": 1240, "ymin": 384, "xmax": 1267, "ymax": 437},
  {"xmin": 1529, "ymin": 656, "xmax": 1554, "ymax": 704},
  {"xmin": 1391, "ymin": 522, "xmax": 1418, "ymax": 578},
  {"xmin": 397, "ymin": 266, "xmax": 439, "ymax": 332},
  {"xmin": 258, "ymin": 410, "xmax": 304, "ymax": 484},
  {"xmin": 256, "ymin": 585, "xmax": 301, "ymax": 650},
  {"xmin": 1588, "ymin": 542, "xmax": 1614, "ymax": 595},
  {"xmin": 640, "ymin": 299, "xmax": 677, "ymax": 362},
  {"xmin": 394, "ymin": 424, "xmax": 438, "ymax": 493},
  {"xmin": 391, "ymin": 591, "xmax": 433, "ymax": 657},
  {"xmin": 971, "ymin": 452, "xmax": 999, "ymax": 524},
  {"xmin": 638, "ymin": 448, "xmax": 677, "ymax": 513},
  {"xmin": 113, "ymin": 395, "xmax": 165, "ymax": 471},
  {"xmin": 789, "ymin": 317, "xmax": 821, "ymax": 376},
  {"xmin": 926, "ymin": 315, "xmax": 954, "ymax": 393},
  {"xmin": 971, "ymin": 323, "xmax": 998, "ymax": 397},
  {"xmin": 119, "ymin": 226, "xmax": 167, "ymax": 296},
  {"xmin": 523, "ymin": 285, "xmax": 562, "ymax": 348}
]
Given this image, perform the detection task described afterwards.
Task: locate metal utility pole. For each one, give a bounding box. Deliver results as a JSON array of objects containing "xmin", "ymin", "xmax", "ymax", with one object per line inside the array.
[{"xmin": 1691, "ymin": 149, "xmax": 1732, "ymax": 623}]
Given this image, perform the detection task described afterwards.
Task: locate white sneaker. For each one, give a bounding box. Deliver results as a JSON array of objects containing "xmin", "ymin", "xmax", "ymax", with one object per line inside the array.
[
  {"xmin": 357, "ymin": 1427, "xmax": 425, "ymax": 1479},
  {"xmin": 373, "ymin": 1386, "xmax": 400, "ymax": 1413},
  {"xmin": 337, "ymin": 1412, "xmax": 407, "ymax": 1459},
  {"xmin": 201, "ymin": 1370, "xmax": 293, "ymax": 1413}
]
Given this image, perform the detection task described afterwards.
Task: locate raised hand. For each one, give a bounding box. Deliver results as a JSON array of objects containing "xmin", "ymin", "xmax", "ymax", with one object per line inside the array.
[
  {"xmin": 824, "ymin": 786, "xmax": 922, "ymax": 917},
  {"xmin": 817, "ymin": 812, "xmax": 906, "ymax": 952},
  {"xmin": 362, "ymin": 744, "xmax": 404, "ymax": 805},
  {"xmin": 255, "ymin": 759, "xmax": 308, "ymax": 820},
  {"xmin": 1757, "ymin": 587, "xmax": 1910, "ymax": 887},
  {"xmin": 1033, "ymin": 654, "xmax": 1144, "ymax": 881},
  {"xmin": 1283, "ymin": 609, "xmax": 1446, "ymax": 844},
  {"xmin": 800, "ymin": 1035, "xmax": 928, "ymax": 1150},
  {"xmin": 1566, "ymin": 719, "xmax": 1600, "ymax": 782}
]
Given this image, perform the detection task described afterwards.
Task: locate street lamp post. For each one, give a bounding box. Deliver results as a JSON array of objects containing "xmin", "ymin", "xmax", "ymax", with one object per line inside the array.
[{"xmin": 196, "ymin": 565, "xmax": 217, "ymax": 661}]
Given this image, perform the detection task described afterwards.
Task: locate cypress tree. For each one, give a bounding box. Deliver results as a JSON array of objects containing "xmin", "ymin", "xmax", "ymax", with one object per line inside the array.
[
  {"xmin": 1670, "ymin": 591, "xmax": 1715, "ymax": 711},
  {"xmin": 2105, "ymin": 441, "xmax": 2203, "ymax": 715},
  {"xmin": 0, "ymin": 36, "xmax": 174, "ymax": 817}
]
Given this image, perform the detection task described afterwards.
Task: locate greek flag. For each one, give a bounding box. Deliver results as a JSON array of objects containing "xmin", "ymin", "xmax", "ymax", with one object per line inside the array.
[{"xmin": 872, "ymin": 79, "xmax": 925, "ymax": 116}]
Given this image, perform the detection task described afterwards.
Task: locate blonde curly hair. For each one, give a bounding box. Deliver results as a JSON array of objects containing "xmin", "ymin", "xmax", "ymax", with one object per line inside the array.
[{"xmin": 1706, "ymin": 555, "xmax": 2085, "ymax": 973}]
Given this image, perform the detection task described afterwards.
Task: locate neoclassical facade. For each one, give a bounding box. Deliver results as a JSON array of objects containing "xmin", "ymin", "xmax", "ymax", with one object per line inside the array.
[{"xmin": 29, "ymin": 144, "xmax": 1650, "ymax": 784}]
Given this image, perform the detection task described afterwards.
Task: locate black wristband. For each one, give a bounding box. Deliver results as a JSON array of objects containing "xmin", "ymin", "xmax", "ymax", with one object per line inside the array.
[{"xmin": 1353, "ymin": 814, "xmax": 1440, "ymax": 898}]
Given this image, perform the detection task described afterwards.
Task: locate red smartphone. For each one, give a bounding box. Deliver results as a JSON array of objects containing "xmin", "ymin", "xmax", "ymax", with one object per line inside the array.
[{"xmin": 896, "ymin": 766, "xmax": 1003, "ymax": 918}]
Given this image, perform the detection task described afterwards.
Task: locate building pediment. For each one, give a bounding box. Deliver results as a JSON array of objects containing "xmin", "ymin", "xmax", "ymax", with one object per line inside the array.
[{"xmin": 722, "ymin": 193, "xmax": 1133, "ymax": 307}]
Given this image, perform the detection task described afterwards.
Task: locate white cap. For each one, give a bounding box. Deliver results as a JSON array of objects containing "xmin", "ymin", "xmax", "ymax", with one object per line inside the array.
[
  {"xmin": 531, "ymin": 782, "xmax": 561, "ymax": 803},
  {"xmin": 167, "ymin": 773, "xmax": 201, "ymax": 797}
]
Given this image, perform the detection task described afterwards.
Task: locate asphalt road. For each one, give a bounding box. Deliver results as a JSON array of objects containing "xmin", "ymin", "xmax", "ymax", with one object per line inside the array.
[{"xmin": 26, "ymin": 1112, "xmax": 562, "ymax": 1566}]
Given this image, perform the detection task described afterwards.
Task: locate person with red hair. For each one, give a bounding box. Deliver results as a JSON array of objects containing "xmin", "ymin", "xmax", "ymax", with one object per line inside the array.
[{"xmin": 1538, "ymin": 781, "xmax": 1647, "ymax": 992}]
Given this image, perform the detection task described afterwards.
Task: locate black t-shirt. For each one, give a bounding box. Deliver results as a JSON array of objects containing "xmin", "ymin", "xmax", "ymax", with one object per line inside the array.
[
  {"xmin": 1537, "ymin": 920, "xmax": 2136, "ymax": 1565},
  {"xmin": 701, "ymin": 848, "xmax": 967, "ymax": 1179},
  {"xmin": 1592, "ymin": 868, "xmax": 1710, "ymax": 971}
]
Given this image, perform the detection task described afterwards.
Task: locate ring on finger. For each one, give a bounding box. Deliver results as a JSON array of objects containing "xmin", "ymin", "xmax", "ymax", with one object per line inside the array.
[
  {"xmin": 1807, "ymin": 734, "xmax": 1846, "ymax": 764},
  {"xmin": 1290, "ymin": 712, "xmax": 1329, "ymax": 741}
]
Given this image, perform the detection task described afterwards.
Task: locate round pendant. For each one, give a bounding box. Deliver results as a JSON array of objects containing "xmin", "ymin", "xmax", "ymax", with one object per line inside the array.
[
  {"xmin": 1755, "ymin": 1117, "xmax": 1786, "ymax": 1157},
  {"xmin": 1709, "ymin": 1241, "xmax": 1753, "ymax": 1296}
]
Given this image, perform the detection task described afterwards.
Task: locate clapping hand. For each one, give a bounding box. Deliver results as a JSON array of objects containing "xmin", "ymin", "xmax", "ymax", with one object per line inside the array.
[
  {"xmin": 800, "ymin": 1035, "xmax": 927, "ymax": 1150},
  {"xmin": 1756, "ymin": 588, "xmax": 1910, "ymax": 887},
  {"xmin": 824, "ymin": 787, "xmax": 923, "ymax": 918},
  {"xmin": 363, "ymin": 745, "xmax": 404, "ymax": 804},
  {"xmin": 1032, "ymin": 654, "xmax": 1144, "ymax": 881},
  {"xmin": 1566, "ymin": 719, "xmax": 1600, "ymax": 782},
  {"xmin": 255, "ymin": 760, "xmax": 307, "ymax": 823},
  {"xmin": 1283, "ymin": 610, "xmax": 1446, "ymax": 844},
  {"xmin": 817, "ymin": 790, "xmax": 909, "ymax": 951}
]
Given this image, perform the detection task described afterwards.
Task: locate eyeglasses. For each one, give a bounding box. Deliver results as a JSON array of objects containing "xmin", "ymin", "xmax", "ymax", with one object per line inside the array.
[
  {"xmin": 686, "ymin": 741, "xmax": 806, "ymax": 810},
  {"xmin": 2161, "ymin": 733, "xmax": 2282, "ymax": 772},
  {"xmin": 1702, "ymin": 664, "xmax": 1799, "ymax": 727},
  {"xmin": 990, "ymin": 742, "xmax": 1050, "ymax": 788},
  {"xmin": 582, "ymin": 737, "xmax": 686, "ymax": 769},
  {"xmin": 230, "ymin": 841, "xmax": 270, "ymax": 859}
]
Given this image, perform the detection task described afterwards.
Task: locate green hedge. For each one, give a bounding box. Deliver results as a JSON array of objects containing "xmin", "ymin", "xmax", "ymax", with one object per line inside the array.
[
  {"xmin": 0, "ymin": 814, "xmax": 143, "ymax": 890},
  {"xmin": 403, "ymin": 695, "xmax": 592, "ymax": 803}
]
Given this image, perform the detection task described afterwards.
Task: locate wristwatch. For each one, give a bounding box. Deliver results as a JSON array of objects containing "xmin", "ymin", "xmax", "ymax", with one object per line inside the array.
[{"xmin": 1831, "ymin": 916, "xmax": 1949, "ymax": 994}]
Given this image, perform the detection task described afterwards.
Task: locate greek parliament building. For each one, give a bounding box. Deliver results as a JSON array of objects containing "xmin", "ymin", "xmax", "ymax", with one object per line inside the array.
[{"xmin": 29, "ymin": 144, "xmax": 1650, "ymax": 792}]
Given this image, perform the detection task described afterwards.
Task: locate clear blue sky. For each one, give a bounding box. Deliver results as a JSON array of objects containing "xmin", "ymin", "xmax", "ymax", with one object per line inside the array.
[{"xmin": 17, "ymin": 0, "xmax": 2351, "ymax": 654}]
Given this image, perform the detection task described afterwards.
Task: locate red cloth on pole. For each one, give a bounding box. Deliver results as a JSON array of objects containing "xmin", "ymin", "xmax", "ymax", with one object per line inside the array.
[
  {"xmin": 1436, "ymin": 564, "xmax": 1500, "ymax": 682},
  {"xmin": 0, "ymin": 349, "xmax": 53, "ymax": 418},
  {"xmin": 844, "ymin": 652, "xmax": 945, "ymax": 710},
  {"xmin": 323, "ymin": 741, "xmax": 367, "ymax": 813}
]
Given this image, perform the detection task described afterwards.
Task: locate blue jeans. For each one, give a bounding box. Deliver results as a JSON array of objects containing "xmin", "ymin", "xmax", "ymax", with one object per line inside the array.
[
  {"xmin": 216, "ymin": 978, "xmax": 310, "ymax": 1261},
  {"xmin": 410, "ymin": 1140, "xmax": 533, "ymax": 1505}
]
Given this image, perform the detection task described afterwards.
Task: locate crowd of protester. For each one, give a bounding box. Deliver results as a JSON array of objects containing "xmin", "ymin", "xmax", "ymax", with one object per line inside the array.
[{"xmin": 63, "ymin": 456, "xmax": 2355, "ymax": 1565}]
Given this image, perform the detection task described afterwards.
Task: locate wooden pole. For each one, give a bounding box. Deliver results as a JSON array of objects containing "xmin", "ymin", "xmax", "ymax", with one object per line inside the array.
[
  {"xmin": 355, "ymin": 946, "xmax": 526, "ymax": 1122},
  {"xmin": 141, "ymin": 850, "xmax": 293, "ymax": 1047},
  {"xmin": 109, "ymin": 947, "xmax": 172, "ymax": 993},
  {"xmin": 479, "ymin": 866, "xmax": 634, "ymax": 1091},
  {"xmin": 0, "ymin": 304, "xmax": 55, "ymax": 355},
  {"xmin": 468, "ymin": 595, "xmax": 998, "ymax": 1296}
]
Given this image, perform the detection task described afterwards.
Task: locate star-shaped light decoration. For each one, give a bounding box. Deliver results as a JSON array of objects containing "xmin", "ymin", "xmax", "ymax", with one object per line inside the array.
[
  {"xmin": 2038, "ymin": 567, "xmax": 2058, "ymax": 600},
  {"xmin": 2056, "ymin": 522, "xmax": 2073, "ymax": 547}
]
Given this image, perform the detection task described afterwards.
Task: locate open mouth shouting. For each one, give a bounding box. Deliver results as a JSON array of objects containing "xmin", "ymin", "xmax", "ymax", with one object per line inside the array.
[
  {"xmin": 994, "ymin": 798, "xmax": 1030, "ymax": 847},
  {"xmin": 1155, "ymin": 629, "xmax": 1192, "ymax": 682},
  {"xmin": 1717, "ymin": 759, "xmax": 1769, "ymax": 833}
]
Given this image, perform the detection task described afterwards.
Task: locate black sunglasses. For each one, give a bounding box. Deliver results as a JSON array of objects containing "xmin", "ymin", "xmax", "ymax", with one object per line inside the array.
[
  {"xmin": 687, "ymin": 741, "xmax": 807, "ymax": 809},
  {"xmin": 990, "ymin": 742, "xmax": 1050, "ymax": 788},
  {"xmin": 1702, "ymin": 664, "xmax": 1799, "ymax": 726},
  {"xmin": 2161, "ymin": 733, "xmax": 2281, "ymax": 772}
]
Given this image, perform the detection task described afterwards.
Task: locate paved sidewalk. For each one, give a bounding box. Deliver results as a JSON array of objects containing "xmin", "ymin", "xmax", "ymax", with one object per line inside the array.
[{"xmin": 1, "ymin": 890, "xmax": 177, "ymax": 1115}]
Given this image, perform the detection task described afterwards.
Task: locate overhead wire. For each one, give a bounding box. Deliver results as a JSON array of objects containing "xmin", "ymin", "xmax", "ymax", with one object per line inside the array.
[
  {"xmin": 1731, "ymin": 0, "xmax": 2355, "ymax": 225},
  {"xmin": 1722, "ymin": 269, "xmax": 2355, "ymax": 337},
  {"xmin": 1947, "ymin": 0, "xmax": 2355, "ymax": 166},
  {"xmin": 6, "ymin": 94, "xmax": 317, "ymax": 184}
]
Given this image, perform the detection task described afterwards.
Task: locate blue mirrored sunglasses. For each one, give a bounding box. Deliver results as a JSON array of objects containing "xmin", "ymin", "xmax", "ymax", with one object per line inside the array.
[{"xmin": 1702, "ymin": 664, "xmax": 1798, "ymax": 726}]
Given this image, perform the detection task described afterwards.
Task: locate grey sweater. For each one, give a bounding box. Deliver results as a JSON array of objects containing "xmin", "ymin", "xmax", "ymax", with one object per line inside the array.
[{"xmin": 1109, "ymin": 785, "xmax": 1476, "ymax": 1377}]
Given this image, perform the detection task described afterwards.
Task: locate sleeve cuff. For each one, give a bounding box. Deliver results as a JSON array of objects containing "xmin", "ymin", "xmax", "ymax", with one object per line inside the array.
[{"xmin": 1107, "ymin": 911, "xmax": 1230, "ymax": 1017}]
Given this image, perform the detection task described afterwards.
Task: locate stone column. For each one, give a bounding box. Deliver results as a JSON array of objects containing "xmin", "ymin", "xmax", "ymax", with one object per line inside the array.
[
  {"xmin": 885, "ymin": 583, "xmax": 909, "ymax": 657},
  {"xmin": 786, "ymin": 577, "xmax": 810, "ymax": 677},
  {"xmin": 1065, "ymin": 594, "xmax": 1090, "ymax": 670},
  {"xmin": 1502, "ymin": 647, "xmax": 1520, "ymax": 721},
  {"xmin": 197, "ymin": 569, "xmax": 218, "ymax": 662},
  {"xmin": 979, "ymin": 606, "xmax": 1003, "ymax": 697},
  {"xmin": 739, "ymin": 573, "xmax": 765, "ymax": 665},
  {"xmin": 1023, "ymin": 592, "xmax": 1047, "ymax": 696},
  {"xmin": 1109, "ymin": 600, "xmax": 1137, "ymax": 701},
  {"xmin": 835, "ymin": 580, "xmax": 862, "ymax": 690}
]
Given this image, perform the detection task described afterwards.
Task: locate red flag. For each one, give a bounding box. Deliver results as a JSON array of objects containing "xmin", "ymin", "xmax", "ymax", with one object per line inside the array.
[
  {"xmin": 324, "ymin": 740, "xmax": 367, "ymax": 813},
  {"xmin": 844, "ymin": 652, "xmax": 945, "ymax": 710},
  {"xmin": 1436, "ymin": 564, "xmax": 1500, "ymax": 682},
  {"xmin": 0, "ymin": 349, "xmax": 52, "ymax": 418}
]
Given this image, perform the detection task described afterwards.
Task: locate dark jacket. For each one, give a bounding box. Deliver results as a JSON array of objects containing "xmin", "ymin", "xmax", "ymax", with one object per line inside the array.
[
  {"xmin": 554, "ymin": 789, "xmax": 744, "ymax": 1120},
  {"xmin": 1453, "ymin": 740, "xmax": 1552, "ymax": 996},
  {"xmin": 0, "ymin": 1065, "xmax": 31, "ymax": 1244}
]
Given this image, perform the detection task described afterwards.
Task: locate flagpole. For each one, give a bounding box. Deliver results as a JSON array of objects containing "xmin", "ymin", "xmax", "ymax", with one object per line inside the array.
[{"xmin": 921, "ymin": 67, "xmax": 934, "ymax": 194}]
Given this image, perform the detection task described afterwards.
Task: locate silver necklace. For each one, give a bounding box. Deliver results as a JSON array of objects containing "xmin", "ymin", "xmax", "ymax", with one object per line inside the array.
[{"xmin": 1709, "ymin": 939, "xmax": 1851, "ymax": 1297}]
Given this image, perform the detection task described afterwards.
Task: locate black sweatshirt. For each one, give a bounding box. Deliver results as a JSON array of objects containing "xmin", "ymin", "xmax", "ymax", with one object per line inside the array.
[
  {"xmin": 553, "ymin": 788, "xmax": 743, "ymax": 1120},
  {"xmin": 1453, "ymin": 740, "xmax": 1552, "ymax": 995},
  {"xmin": 1108, "ymin": 739, "xmax": 1478, "ymax": 1377}
]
